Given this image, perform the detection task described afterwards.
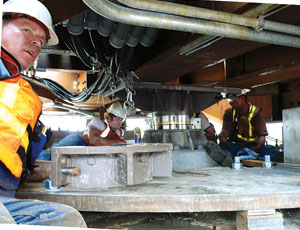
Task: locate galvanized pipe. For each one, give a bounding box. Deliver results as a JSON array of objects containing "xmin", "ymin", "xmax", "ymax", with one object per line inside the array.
[
  {"xmin": 83, "ymin": 0, "xmax": 300, "ymax": 48},
  {"xmin": 180, "ymin": 4, "xmax": 282, "ymax": 55},
  {"xmin": 117, "ymin": 0, "xmax": 300, "ymax": 36}
]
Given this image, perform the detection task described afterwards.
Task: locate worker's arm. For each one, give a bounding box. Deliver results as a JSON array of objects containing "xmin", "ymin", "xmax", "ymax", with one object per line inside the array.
[
  {"xmin": 251, "ymin": 135, "xmax": 266, "ymax": 153},
  {"xmin": 204, "ymin": 126, "xmax": 217, "ymax": 143},
  {"xmin": 219, "ymin": 130, "xmax": 229, "ymax": 143},
  {"xmin": 219, "ymin": 110, "xmax": 234, "ymax": 143},
  {"xmin": 88, "ymin": 125, "xmax": 123, "ymax": 146},
  {"xmin": 251, "ymin": 111, "xmax": 268, "ymax": 153},
  {"xmin": 26, "ymin": 160, "xmax": 51, "ymax": 181}
]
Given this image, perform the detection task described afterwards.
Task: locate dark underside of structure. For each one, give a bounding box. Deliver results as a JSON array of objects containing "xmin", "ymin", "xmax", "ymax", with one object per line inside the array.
[{"xmin": 23, "ymin": 0, "xmax": 300, "ymax": 118}]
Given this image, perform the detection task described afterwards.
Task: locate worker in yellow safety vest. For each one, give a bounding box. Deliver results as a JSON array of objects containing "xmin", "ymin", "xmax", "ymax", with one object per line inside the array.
[
  {"xmin": 0, "ymin": 0, "xmax": 86, "ymax": 227},
  {"xmin": 218, "ymin": 91, "xmax": 281, "ymax": 161}
]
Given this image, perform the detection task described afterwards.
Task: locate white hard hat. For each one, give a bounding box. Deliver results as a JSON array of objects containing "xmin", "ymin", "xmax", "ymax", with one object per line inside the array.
[
  {"xmin": 3, "ymin": 0, "xmax": 59, "ymax": 46},
  {"xmin": 226, "ymin": 89, "xmax": 250, "ymax": 99},
  {"xmin": 107, "ymin": 102, "xmax": 126, "ymax": 119}
]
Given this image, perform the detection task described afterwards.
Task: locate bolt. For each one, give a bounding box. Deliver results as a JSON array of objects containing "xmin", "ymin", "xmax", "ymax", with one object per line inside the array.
[
  {"xmin": 263, "ymin": 155, "xmax": 273, "ymax": 169},
  {"xmin": 234, "ymin": 156, "xmax": 240, "ymax": 163},
  {"xmin": 232, "ymin": 156, "xmax": 243, "ymax": 170}
]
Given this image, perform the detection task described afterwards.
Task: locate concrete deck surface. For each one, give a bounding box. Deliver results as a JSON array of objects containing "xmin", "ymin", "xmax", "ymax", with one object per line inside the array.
[{"xmin": 17, "ymin": 167, "xmax": 300, "ymax": 212}]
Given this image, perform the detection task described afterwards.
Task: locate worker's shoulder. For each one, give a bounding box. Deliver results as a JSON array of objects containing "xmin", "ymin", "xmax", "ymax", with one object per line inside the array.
[
  {"xmin": 88, "ymin": 118, "xmax": 105, "ymax": 127},
  {"xmin": 252, "ymin": 104, "xmax": 263, "ymax": 116},
  {"xmin": 224, "ymin": 107, "xmax": 233, "ymax": 114}
]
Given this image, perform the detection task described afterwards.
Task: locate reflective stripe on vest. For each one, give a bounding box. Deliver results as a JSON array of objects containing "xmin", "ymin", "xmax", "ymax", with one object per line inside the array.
[
  {"xmin": 99, "ymin": 122, "xmax": 122, "ymax": 140},
  {"xmin": 0, "ymin": 80, "xmax": 41, "ymax": 177},
  {"xmin": 100, "ymin": 122, "xmax": 111, "ymax": 138},
  {"xmin": 233, "ymin": 105, "xmax": 257, "ymax": 143}
]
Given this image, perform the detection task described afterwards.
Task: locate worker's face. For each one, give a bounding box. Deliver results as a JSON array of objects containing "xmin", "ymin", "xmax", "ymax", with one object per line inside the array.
[
  {"xmin": 228, "ymin": 96, "xmax": 243, "ymax": 109},
  {"xmin": 2, "ymin": 18, "xmax": 47, "ymax": 69},
  {"xmin": 109, "ymin": 116, "xmax": 124, "ymax": 130}
]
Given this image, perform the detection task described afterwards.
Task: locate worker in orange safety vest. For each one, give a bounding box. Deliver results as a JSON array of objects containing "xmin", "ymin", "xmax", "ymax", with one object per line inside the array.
[
  {"xmin": 82, "ymin": 101, "xmax": 127, "ymax": 146},
  {"xmin": 37, "ymin": 101, "xmax": 128, "ymax": 161},
  {"xmin": 0, "ymin": 0, "xmax": 86, "ymax": 227}
]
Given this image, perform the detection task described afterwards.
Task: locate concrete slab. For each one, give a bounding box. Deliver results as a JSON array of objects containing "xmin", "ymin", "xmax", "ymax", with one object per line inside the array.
[
  {"xmin": 283, "ymin": 107, "xmax": 300, "ymax": 164},
  {"xmin": 172, "ymin": 149, "xmax": 219, "ymax": 171},
  {"xmin": 17, "ymin": 167, "xmax": 300, "ymax": 212}
]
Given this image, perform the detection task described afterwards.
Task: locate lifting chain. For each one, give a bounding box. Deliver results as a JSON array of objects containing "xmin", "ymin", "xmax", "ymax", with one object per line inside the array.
[
  {"xmin": 122, "ymin": 71, "xmax": 139, "ymax": 116},
  {"xmin": 109, "ymin": 81, "xmax": 117, "ymax": 99}
]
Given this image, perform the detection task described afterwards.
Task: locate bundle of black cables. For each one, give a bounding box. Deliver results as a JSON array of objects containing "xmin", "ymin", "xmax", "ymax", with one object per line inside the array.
[{"xmin": 38, "ymin": 71, "xmax": 112, "ymax": 104}]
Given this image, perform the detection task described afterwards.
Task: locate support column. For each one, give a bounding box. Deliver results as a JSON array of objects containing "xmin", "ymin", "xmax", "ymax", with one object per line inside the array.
[{"xmin": 236, "ymin": 209, "xmax": 284, "ymax": 230}]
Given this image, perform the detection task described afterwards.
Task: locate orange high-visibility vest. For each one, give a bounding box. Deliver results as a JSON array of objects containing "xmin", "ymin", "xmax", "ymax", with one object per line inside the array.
[
  {"xmin": 82, "ymin": 121, "xmax": 124, "ymax": 145},
  {"xmin": 99, "ymin": 122, "xmax": 123, "ymax": 140},
  {"xmin": 0, "ymin": 49, "xmax": 42, "ymax": 178}
]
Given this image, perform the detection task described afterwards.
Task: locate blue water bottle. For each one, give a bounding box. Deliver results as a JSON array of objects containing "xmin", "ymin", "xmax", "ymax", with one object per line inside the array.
[{"xmin": 134, "ymin": 127, "xmax": 141, "ymax": 143}]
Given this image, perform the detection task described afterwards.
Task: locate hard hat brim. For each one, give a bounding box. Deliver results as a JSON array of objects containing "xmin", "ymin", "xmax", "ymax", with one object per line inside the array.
[{"xmin": 44, "ymin": 24, "xmax": 59, "ymax": 46}]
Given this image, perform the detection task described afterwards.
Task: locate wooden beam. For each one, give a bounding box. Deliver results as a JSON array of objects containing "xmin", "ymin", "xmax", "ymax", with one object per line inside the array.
[
  {"xmin": 248, "ymin": 95, "xmax": 273, "ymax": 120},
  {"xmin": 216, "ymin": 60, "xmax": 300, "ymax": 88},
  {"xmin": 137, "ymin": 38, "xmax": 264, "ymax": 83},
  {"xmin": 188, "ymin": 62, "xmax": 226, "ymax": 85},
  {"xmin": 203, "ymin": 99, "xmax": 230, "ymax": 123},
  {"xmin": 241, "ymin": 160, "xmax": 277, "ymax": 167},
  {"xmin": 137, "ymin": 6, "xmax": 300, "ymax": 84}
]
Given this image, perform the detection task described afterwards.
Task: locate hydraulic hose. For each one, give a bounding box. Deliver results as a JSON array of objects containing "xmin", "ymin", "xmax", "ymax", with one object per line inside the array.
[{"xmin": 88, "ymin": 30, "xmax": 110, "ymax": 68}]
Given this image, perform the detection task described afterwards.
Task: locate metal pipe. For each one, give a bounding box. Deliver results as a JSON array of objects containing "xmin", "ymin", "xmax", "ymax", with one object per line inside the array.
[
  {"xmin": 116, "ymin": 0, "xmax": 300, "ymax": 36},
  {"xmin": 140, "ymin": 28, "xmax": 159, "ymax": 47},
  {"xmin": 109, "ymin": 23, "xmax": 131, "ymax": 49},
  {"xmin": 83, "ymin": 0, "xmax": 300, "ymax": 48},
  {"xmin": 85, "ymin": 10, "xmax": 99, "ymax": 30},
  {"xmin": 67, "ymin": 14, "xmax": 85, "ymax": 36},
  {"xmin": 180, "ymin": 4, "xmax": 281, "ymax": 55},
  {"xmin": 127, "ymin": 26, "xmax": 146, "ymax": 47},
  {"xmin": 98, "ymin": 16, "xmax": 115, "ymax": 37},
  {"xmin": 43, "ymin": 102, "xmax": 95, "ymax": 117}
]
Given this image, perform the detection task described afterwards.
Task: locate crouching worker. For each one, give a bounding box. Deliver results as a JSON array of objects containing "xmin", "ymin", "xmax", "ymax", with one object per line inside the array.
[
  {"xmin": 218, "ymin": 92, "xmax": 282, "ymax": 161},
  {"xmin": 83, "ymin": 101, "xmax": 127, "ymax": 146},
  {"xmin": 37, "ymin": 101, "xmax": 127, "ymax": 160},
  {"xmin": 0, "ymin": 0, "xmax": 86, "ymax": 227}
]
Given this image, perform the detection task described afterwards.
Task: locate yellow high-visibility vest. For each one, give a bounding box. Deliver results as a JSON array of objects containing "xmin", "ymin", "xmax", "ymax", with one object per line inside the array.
[{"xmin": 232, "ymin": 104, "xmax": 257, "ymax": 142}]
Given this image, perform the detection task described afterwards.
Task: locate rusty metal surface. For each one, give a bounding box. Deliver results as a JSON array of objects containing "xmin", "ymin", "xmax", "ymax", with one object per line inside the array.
[{"xmin": 17, "ymin": 167, "xmax": 300, "ymax": 212}]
